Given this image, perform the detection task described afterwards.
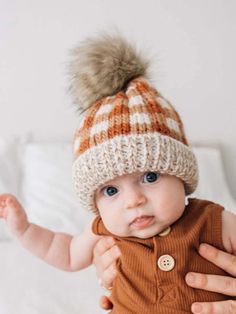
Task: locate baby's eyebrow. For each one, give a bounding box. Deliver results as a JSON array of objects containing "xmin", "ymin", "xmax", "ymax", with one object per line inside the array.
[{"xmin": 100, "ymin": 178, "xmax": 118, "ymax": 187}]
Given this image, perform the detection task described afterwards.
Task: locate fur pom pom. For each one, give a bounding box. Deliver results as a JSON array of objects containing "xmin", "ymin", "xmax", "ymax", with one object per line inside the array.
[{"xmin": 68, "ymin": 32, "xmax": 149, "ymax": 111}]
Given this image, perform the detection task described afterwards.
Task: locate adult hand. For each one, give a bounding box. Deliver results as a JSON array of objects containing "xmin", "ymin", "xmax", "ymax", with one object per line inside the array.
[
  {"xmin": 93, "ymin": 240, "xmax": 236, "ymax": 313},
  {"xmin": 93, "ymin": 236, "xmax": 120, "ymax": 310},
  {"xmin": 185, "ymin": 243, "xmax": 236, "ymax": 314}
]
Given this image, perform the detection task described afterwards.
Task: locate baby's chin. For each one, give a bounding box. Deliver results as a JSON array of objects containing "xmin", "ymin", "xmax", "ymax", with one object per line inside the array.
[
  {"xmin": 106, "ymin": 224, "xmax": 164, "ymax": 239},
  {"xmin": 129, "ymin": 223, "xmax": 168, "ymax": 239},
  {"xmin": 130, "ymin": 229, "xmax": 159, "ymax": 239},
  {"xmin": 116, "ymin": 225, "xmax": 161, "ymax": 238}
]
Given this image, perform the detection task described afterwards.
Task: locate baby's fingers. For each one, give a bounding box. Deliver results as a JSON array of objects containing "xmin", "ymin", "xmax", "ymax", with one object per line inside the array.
[
  {"xmin": 191, "ymin": 300, "xmax": 236, "ymax": 314},
  {"xmin": 0, "ymin": 194, "xmax": 28, "ymax": 235},
  {"xmin": 0, "ymin": 195, "xmax": 11, "ymax": 218},
  {"xmin": 0, "ymin": 195, "xmax": 7, "ymax": 208},
  {"xmin": 0, "ymin": 207, "xmax": 4, "ymax": 218},
  {"xmin": 0, "ymin": 194, "xmax": 18, "ymax": 219},
  {"xmin": 0, "ymin": 194, "xmax": 17, "ymax": 210},
  {"xmin": 0, "ymin": 207, "xmax": 7, "ymax": 219}
]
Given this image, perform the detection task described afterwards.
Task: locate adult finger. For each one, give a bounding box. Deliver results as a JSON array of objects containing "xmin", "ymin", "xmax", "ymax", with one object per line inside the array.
[
  {"xmin": 93, "ymin": 237, "xmax": 116, "ymax": 256},
  {"xmin": 185, "ymin": 272, "xmax": 236, "ymax": 296},
  {"xmin": 99, "ymin": 262, "xmax": 118, "ymax": 290},
  {"xmin": 198, "ymin": 243, "xmax": 236, "ymax": 277},
  {"xmin": 93, "ymin": 237, "xmax": 119, "ymax": 268},
  {"xmin": 191, "ymin": 300, "xmax": 236, "ymax": 314},
  {"xmin": 93, "ymin": 241, "xmax": 120, "ymax": 275}
]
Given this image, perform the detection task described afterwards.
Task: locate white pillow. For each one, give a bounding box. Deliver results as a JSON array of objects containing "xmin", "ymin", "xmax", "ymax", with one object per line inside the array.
[
  {"xmin": 0, "ymin": 136, "xmax": 25, "ymax": 240},
  {"xmin": 192, "ymin": 146, "xmax": 236, "ymax": 213},
  {"xmin": 21, "ymin": 142, "xmax": 93, "ymax": 234},
  {"xmin": 0, "ymin": 137, "xmax": 20, "ymax": 195}
]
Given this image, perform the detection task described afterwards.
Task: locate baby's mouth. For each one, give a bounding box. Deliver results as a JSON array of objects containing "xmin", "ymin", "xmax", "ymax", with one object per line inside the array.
[{"xmin": 131, "ymin": 215, "xmax": 154, "ymax": 229}]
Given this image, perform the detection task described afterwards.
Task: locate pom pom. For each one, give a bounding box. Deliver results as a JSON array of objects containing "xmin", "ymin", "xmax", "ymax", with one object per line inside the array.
[{"xmin": 68, "ymin": 32, "xmax": 149, "ymax": 111}]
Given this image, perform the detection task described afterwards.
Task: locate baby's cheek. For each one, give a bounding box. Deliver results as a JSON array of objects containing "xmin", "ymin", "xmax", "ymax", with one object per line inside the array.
[
  {"xmin": 106, "ymin": 219, "xmax": 128, "ymax": 237},
  {"xmin": 167, "ymin": 206, "xmax": 185, "ymax": 224},
  {"xmin": 99, "ymin": 212, "xmax": 115, "ymax": 231},
  {"xmin": 157, "ymin": 207, "xmax": 179, "ymax": 224}
]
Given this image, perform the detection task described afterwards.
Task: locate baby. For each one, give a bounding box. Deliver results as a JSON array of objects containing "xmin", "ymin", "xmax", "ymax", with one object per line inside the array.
[{"xmin": 1, "ymin": 33, "xmax": 236, "ymax": 313}]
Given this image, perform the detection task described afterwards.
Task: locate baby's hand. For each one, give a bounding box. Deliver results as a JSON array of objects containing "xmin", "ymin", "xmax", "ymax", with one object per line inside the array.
[{"xmin": 0, "ymin": 194, "xmax": 29, "ymax": 237}]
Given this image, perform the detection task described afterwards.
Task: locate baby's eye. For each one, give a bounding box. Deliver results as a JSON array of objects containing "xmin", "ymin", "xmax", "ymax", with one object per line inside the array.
[
  {"xmin": 143, "ymin": 172, "xmax": 160, "ymax": 183},
  {"xmin": 103, "ymin": 186, "xmax": 118, "ymax": 197}
]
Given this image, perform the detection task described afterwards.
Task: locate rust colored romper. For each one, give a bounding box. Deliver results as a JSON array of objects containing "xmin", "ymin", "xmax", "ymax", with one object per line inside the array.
[{"xmin": 93, "ymin": 198, "xmax": 231, "ymax": 314}]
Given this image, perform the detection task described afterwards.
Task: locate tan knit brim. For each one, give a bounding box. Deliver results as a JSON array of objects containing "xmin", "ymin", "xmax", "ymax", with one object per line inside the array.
[{"xmin": 72, "ymin": 133, "xmax": 198, "ymax": 212}]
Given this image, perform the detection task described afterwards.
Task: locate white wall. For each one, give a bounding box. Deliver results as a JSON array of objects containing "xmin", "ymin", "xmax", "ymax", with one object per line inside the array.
[{"xmin": 1, "ymin": 0, "xmax": 236, "ymax": 198}]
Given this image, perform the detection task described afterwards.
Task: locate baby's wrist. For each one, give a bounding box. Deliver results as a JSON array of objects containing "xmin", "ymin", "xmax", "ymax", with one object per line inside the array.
[
  {"xmin": 12, "ymin": 219, "xmax": 30, "ymax": 238},
  {"xmin": 19, "ymin": 221, "xmax": 30, "ymax": 237}
]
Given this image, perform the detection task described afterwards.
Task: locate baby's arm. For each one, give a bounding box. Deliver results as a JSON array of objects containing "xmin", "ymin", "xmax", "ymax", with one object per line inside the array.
[
  {"xmin": 0, "ymin": 194, "xmax": 100, "ymax": 271},
  {"xmin": 222, "ymin": 210, "xmax": 236, "ymax": 255}
]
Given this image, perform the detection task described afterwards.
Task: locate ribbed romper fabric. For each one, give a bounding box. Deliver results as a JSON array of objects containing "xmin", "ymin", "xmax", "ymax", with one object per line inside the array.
[{"xmin": 92, "ymin": 198, "xmax": 230, "ymax": 314}]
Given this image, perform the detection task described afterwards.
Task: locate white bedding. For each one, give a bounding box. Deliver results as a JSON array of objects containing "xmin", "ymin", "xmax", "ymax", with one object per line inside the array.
[
  {"xmin": 0, "ymin": 241, "xmax": 103, "ymax": 314},
  {"xmin": 0, "ymin": 138, "xmax": 235, "ymax": 314}
]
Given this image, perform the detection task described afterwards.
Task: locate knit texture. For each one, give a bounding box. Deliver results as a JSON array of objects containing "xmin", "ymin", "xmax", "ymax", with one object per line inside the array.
[
  {"xmin": 92, "ymin": 198, "xmax": 228, "ymax": 314},
  {"xmin": 72, "ymin": 78, "xmax": 198, "ymax": 212}
]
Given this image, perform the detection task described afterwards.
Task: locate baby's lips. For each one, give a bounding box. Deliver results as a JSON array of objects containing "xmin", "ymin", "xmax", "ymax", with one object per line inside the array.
[
  {"xmin": 131, "ymin": 215, "xmax": 154, "ymax": 229},
  {"xmin": 132, "ymin": 215, "xmax": 152, "ymax": 223}
]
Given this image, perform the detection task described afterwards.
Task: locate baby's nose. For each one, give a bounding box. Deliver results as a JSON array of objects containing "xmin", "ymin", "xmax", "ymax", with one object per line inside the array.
[{"xmin": 125, "ymin": 189, "xmax": 147, "ymax": 209}]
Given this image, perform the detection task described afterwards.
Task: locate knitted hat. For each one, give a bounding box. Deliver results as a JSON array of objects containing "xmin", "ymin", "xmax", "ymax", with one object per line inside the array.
[{"xmin": 70, "ymin": 33, "xmax": 198, "ymax": 212}]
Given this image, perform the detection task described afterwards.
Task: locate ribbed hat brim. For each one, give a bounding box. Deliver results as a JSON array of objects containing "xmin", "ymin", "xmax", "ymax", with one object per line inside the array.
[{"xmin": 72, "ymin": 132, "xmax": 198, "ymax": 212}]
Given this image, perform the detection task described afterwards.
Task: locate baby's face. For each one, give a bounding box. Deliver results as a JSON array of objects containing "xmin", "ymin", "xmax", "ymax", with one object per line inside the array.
[{"xmin": 95, "ymin": 172, "xmax": 185, "ymax": 239}]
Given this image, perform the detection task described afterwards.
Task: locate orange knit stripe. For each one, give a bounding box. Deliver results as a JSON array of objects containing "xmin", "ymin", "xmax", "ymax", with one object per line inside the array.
[
  {"xmin": 77, "ymin": 102, "xmax": 181, "ymax": 135},
  {"xmin": 74, "ymin": 78, "xmax": 188, "ymax": 156},
  {"xmin": 74, "ymin": 126, "xmax": 184, "ymax": 157}
]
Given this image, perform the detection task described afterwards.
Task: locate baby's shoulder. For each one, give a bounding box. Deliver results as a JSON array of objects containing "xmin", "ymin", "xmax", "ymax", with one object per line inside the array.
[{"xmin": 187, "ymin": 198, "xmax": 224, "ymax": 219}]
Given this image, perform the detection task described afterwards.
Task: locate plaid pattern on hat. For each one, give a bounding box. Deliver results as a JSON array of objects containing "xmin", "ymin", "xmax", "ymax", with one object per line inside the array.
[
  {"xmin": 73, "ymin": 79, "xmax": 188, "ymax": 158},
  {"xmin": 72, "ymin": 78, "xmax": 198, "ymax": 212}
]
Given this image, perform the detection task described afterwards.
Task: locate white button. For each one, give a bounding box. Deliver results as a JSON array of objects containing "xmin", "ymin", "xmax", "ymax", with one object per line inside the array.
[
  {"xmin": 157, "ymin": 255, "xmax": 175, "ymax": 271},
  {"xmin": 158, "ymin": 226, "xmax": 171, "ymax": 237}
]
